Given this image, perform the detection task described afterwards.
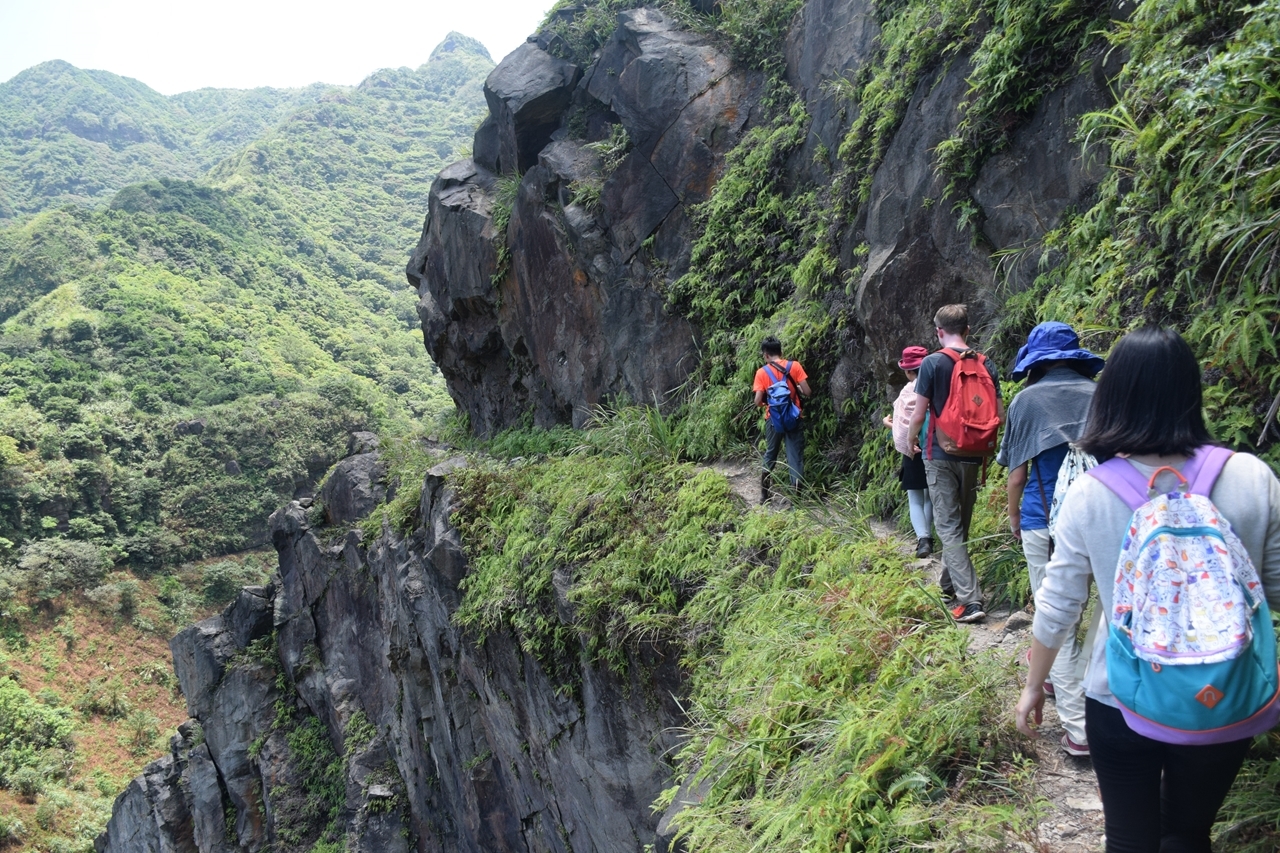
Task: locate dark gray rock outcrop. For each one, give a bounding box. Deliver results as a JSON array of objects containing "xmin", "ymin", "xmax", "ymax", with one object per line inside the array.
[
  {"xmin": 99, "ymin": 444, "xmax": 684, "ymax": 853},
  {"xmin": 482, "ymin": 42, "xmax": 582, "ymax": 174},
  {"xmin": 409, "ymin": 8, "xmax": 761, "ymax": 434}
]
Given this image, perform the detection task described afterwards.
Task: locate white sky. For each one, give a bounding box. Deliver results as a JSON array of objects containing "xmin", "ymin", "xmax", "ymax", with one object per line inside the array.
[{"xmin": 0, "ymin": 0, "xmax": 555, "ymax": 94}]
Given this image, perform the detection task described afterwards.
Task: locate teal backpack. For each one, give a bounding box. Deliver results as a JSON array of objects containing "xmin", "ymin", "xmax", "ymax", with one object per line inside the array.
[{"xmin": 1089, "ymin": 446, "xmax": 1280, "ymax": 744}]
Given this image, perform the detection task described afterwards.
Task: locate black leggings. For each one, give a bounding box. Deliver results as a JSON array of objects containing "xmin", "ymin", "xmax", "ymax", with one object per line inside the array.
[{"xmin": 1085, "ymin": 698, "xmax": 1251, "ymax": 853}]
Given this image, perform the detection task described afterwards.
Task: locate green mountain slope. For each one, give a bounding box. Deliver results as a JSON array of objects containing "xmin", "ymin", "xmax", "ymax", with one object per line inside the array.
[
  {"xmin": 0, "ymin": 34, "xmax": 492, "ymax": 852},
  {"xmin": 0, "ymin": 35, "xmax": 492, "ymax": 569},
  {"xmin": 0, "ymin": 32, "xmax": 492, "ymax": 226},
  {"xmin": 0, "ymin": 60, "xmax": 315, "ymax": 219}
]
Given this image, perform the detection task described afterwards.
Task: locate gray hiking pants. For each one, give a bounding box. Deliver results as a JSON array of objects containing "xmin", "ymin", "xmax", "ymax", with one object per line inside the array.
[
  {"xmin": 1024, "ymin": 527, "xmax": 1088, "ymax": 745},
  {"xmin": 924, "ymin": 459, "xmax": 981, "ymax": 606}
]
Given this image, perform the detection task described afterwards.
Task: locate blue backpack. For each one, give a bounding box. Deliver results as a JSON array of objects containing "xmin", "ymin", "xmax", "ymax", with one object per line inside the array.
[
  {"xmin": 1089, "ymin": 445, "xmax": 1280, "ymax": 744},
  {"xmin": 763, "ymin": 362, "xmax": 801, "ymax": 433}
]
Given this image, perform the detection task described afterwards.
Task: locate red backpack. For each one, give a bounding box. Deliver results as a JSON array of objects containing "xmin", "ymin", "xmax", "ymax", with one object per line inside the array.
[{"xmin": 928, "ymin": 348, "xmax": 1000, "ymax": 458}]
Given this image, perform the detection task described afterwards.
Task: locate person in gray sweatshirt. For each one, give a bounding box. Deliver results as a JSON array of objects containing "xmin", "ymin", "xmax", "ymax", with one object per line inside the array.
[
  {"xmin": 1014, "ymin": 327, "xmax": 1280, "ymax": 852},
  {"xmin": 997, "ymin": 321, "xmax": 1104, "ymax": 757}
]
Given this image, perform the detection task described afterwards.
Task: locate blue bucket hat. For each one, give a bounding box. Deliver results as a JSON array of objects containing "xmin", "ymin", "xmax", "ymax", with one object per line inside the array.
[{"xmin": 1011, "ymin": 321, "xmax": 1105, "ymax": 381}]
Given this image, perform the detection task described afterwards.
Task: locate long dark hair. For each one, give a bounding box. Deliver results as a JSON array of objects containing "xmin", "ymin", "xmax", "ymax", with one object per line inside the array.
[{"xmin": 1078, "ymin": 327, "xmax": 1214, "ymax": 461}]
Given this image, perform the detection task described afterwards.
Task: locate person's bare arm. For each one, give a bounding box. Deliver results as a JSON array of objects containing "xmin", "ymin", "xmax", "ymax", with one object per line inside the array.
[
  {"xmin": 754, "ymin": 389, "xmax": 765, "ymax": 407},
  {"xmin": 908, "ymin": 394, "xmax": 929, "ymax": 454},
  {"xmin": 1007, "ymin": 463, "xmax": 1028, "ymax": 540},
  {"xmin": 797, "ymin": 378, "xmax": 811, "ymax": 397}
]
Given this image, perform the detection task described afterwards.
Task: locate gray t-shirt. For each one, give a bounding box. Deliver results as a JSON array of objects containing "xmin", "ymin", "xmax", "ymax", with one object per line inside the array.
[
  {"xmin": 995, "ymin": 367, "xmax": 1096, "ymax": 470},
  {"xmin": 1033, "ymin": 452, "xmax": 1280, "ymax": 707},
  {"xmin": 914, "ymin": 347, "xmax": 1000, "ymax": 462}
]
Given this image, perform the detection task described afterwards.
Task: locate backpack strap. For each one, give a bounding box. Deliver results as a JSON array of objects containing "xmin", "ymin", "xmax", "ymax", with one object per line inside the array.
[
  {"xmin": 763, "ymin": 361, "xmax": 797, "ymax": 391},
  {"xmin": 1182, "ymin": 445, "xmax": 1233, "ymax": 497},
  {"xmin": 923, "ymin": 351, "xmax": 957, "ymax": 461},
  {"xmin": 1089, "ymin": 445, "xmax": 1234, "ymax": 509},
  {"xmin": 1088, "ymin": 458, "xmax": 1150, "ymax": 511}
]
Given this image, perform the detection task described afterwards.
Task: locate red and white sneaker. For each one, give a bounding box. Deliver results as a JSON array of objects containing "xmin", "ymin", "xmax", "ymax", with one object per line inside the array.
[{"xmin": 1060, "ymin": 733, "xmax": 1090, "ymax": 757}]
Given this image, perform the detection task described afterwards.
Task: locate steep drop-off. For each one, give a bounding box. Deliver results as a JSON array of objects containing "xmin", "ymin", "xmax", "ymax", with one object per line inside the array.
[{"xmin": 98, "ymin": 440, "xmax": 684, "ymax": 853}]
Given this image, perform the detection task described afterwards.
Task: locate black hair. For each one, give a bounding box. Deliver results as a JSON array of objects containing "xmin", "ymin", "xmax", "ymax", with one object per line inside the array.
[
  {"xmin": 1077, "ymin": 327, "xmax": 1214, "ymax": 461},
  {"xmin": 761, "ymin": 336, "xmax": 783, "ymax": 357}
]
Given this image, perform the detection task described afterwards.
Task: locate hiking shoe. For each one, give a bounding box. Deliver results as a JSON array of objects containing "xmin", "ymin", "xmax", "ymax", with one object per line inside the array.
[
  {"xmin": 1060, "ymin": 733, "xmax": 1090, "ymax": 757},
  {"xmin": 915, "ymin": 537, "xmax": 933, "ymax": 558},
  {"xmin": 951, "ymin": 602, "xmax": 986, "ymax": 623}
]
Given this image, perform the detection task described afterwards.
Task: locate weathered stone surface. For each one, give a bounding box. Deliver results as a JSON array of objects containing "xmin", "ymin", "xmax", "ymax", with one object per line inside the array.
[
  {"xmin": 319, "ymin": 451, "xmax": 386, "ymax": 524},
  {"xmin": 347, "ymin": 431, "xmax": 380, "ymax": 456},
  {"xmin": 850, "ymin": 49, "xmax": 1110, "ymax": 393},
  {"xmin": 972, "ymin": 60, "xmax": 1111, "ymax": 292},
  {"xmin": 854, "ymin": 59, "xmax": 995, "ymax": 388},
  {"xmin": 484, "ymin": 41, "xmax": 582, "ymax": 174},
  {"xmin": 410, "ymin": 7, "xmax": 757, "ymax": 434},
  {"xmin": 785, "ymin": 0, "xmax": 881, "ymax": 182},
  {"xmin": 102, "ymin": 446, "xmax": 684, "ymax": 853},
  {"xmin": 95, "ymin": 753, "xmax": 194, "ymax": 853},
  {"xmin": 170, "ymin": 616, "xmax": 237, "ymax": 721}
]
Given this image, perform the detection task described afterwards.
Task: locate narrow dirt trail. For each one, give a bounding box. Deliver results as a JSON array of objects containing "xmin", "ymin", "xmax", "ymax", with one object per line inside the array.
[
  {"xmin": 703, "ymin": 460, "xmax": 1106, "ymax": 851},
  {"xmin": 867, "ymin": 523, "xmax": 1107, "ymax": 852}
]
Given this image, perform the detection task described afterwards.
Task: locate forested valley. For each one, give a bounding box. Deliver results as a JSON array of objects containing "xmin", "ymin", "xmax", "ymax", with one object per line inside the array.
[{"xmin": 0, "ymin": 33, "xmax": 491, "ymax": 848}]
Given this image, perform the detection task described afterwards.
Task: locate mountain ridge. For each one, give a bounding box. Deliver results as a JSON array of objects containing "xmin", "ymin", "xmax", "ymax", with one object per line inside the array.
[{"xmin": 0, "ymin": 33, "xmax": 494, "ymax": 221}]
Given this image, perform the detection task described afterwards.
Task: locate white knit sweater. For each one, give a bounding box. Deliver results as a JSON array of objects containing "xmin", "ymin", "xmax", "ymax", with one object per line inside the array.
[{"xmin": 1032, "ymin": 452, "xmax": 1280, "ymax": 707}]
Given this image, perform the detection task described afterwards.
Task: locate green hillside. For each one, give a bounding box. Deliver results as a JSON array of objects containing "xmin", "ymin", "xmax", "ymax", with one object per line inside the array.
[{"xmin": 0, "ymin": 33, "xmax": 493, "ymax": 851}]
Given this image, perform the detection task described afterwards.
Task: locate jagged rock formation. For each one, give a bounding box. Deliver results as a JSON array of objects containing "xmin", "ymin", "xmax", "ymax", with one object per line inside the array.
[
  {"xmin": 98, "ymin": 447, "xmax": 683, "ymax": 853},
  {"xmin": 411, "ymin": 1, "xmax": 1113, "ymax": 424},
  {"xmin": 409, "ymin": 9, "xmax": 761, "ymax": 434}
]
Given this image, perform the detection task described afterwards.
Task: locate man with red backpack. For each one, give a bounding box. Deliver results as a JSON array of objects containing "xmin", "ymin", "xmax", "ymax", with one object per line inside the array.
[
  {"xmin": 754, "ymin": 336, "xmax": 811, "ymax": 502},
  {"xmin": 907, "ymin": 304, "xmax": 1003, "ymax": 623}
]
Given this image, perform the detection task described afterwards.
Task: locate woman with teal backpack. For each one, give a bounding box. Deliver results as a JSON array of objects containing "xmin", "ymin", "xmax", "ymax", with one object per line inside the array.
[{"xmin": 1013, "ymin": 327, "xmax": 1280, "ymax": 852}]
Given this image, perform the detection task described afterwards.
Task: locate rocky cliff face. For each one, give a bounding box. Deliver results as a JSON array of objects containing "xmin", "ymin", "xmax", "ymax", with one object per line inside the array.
[
  {"xmin": 408, "ymin": 9, "xmax": 761, "ymax": 434},
  {"xmin": 410, "ymin": 1, "xmax": 1113, "ymax": 423},
  {"xmin": 97, "ymin": 443, "xmax": 684, "ymax": 853}
]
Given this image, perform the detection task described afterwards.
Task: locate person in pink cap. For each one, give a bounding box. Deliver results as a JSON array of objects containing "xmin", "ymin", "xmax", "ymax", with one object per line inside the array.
[{"xmin": 884, "ymin": 345, "xmax": 934, "ymax": 557}]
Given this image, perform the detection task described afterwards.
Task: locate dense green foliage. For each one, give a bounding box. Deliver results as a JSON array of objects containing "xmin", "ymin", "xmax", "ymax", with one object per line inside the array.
[
  {"xmin": 0, "ymin": 677, "xmax": 74, "ymax": 792},
  {"xmin": 1009, "ymin": 0, "xmax": 1280, "ymax": 467},
  {"xmin": 0, "ymin": 60, "xmax": 324, "ymax": 221},
  {"xmin": 446, "ymin": 420, "xmax": 1031, "ymax": 850}
]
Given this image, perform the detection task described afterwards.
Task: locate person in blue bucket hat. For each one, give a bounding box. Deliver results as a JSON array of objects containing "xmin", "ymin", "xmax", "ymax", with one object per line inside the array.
[
  {"xmin": 997, "ymin": 320, "xmax": 1105, "ymax": 757},
  {"xmin": 1010, "ymin": 320, "xmax": 1106, "ymax": 382}
]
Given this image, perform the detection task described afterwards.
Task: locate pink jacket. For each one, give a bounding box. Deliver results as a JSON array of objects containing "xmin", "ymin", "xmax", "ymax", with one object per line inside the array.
[{"xmin": 890, "ymin": 380, "xmax": 917, "ymax": 456}]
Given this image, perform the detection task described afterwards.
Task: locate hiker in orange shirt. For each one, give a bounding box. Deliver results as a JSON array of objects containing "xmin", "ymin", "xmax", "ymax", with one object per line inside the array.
[{"xmin": 753, "ymin": 336, "xmax": 811, "ymax": 502}]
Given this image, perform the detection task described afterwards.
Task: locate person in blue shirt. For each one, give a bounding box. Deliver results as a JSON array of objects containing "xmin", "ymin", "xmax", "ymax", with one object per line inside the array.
[{"xmin": 997, "ymin": 321, "xmax": 1104, "ymax": 757}]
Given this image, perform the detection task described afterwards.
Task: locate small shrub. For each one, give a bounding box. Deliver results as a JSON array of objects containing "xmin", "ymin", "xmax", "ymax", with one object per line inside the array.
[
  {"xmin": 0, "ymin": 815, "xmax": 26, "ymax": 845},
  {"xmin": 77, "ymin": 677, "xmax": 131, "ymax": 719},
  {"xmin": 9, "ymin": 765, "xmax": 45, "ymax": 801},
  {"xmin": 34, "ymin": 798, "xmax": 57, "ymax": 830},
  {"xmin": 121, "ymin": 709, "xmax": 160, "ymax": 757},
  {"xmin": 202, "ymin": 559, "xmax": 266, "ymax": 606}
]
